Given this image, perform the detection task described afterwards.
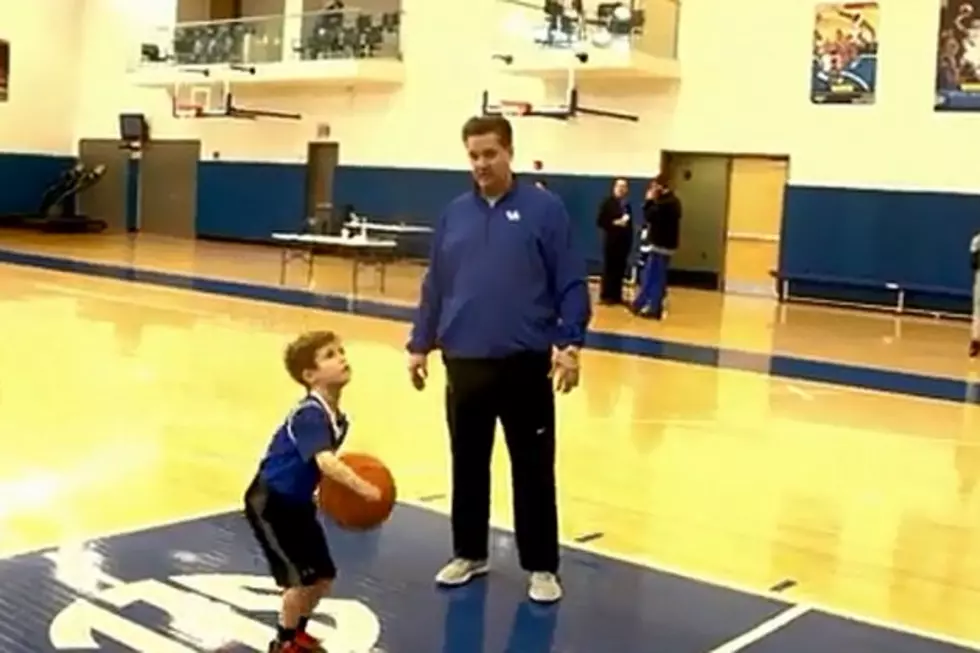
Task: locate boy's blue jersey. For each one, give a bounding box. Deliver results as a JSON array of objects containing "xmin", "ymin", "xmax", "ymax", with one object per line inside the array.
[{"xmin": 257, "ymin": 391, "xmax": 349, "ymax": 501}]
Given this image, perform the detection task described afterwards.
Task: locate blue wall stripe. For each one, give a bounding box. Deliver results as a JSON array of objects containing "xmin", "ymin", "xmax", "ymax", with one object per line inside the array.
[{"xmin": 4, "ymin": 150, "xmax": 980, "ymax": 316}]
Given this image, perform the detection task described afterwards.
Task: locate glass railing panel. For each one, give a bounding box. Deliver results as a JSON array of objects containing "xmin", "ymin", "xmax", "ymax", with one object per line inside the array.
[
  {"xmin": 295, "ymin": 7, "xmax": 402, "ymax": 61},
  {"xmin": 133, "ymin": 7, "xmax": 403, "ymax": 70},
  {"xmin": 492, "ymin": 0, "xmax": 678, "ymax": 60}
]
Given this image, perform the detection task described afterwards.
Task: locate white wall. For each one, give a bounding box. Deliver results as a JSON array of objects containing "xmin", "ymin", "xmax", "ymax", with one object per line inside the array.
[
  {"xmin": 72, "ymin": 0, "xmax": 172, "ymax": 152},
  {"xmin": 74, "ymin": 0, "xmax": 671, "ymax": 175},
  {"xmin": 669, "ymin": 0, "xmax": 980, "ymax": 194},
  {"xmin": 0, "ymin": 1, "xmax": 85, "ymax": 154},
  {"xmin": 40, "ymin": 0, "xmax": 980, "ymax": 191}
]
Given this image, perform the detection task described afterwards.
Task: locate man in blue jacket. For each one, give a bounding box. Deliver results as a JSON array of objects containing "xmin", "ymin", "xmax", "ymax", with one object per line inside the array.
[{"xmin": 406, "ymin": 115, "xmax": 591, "ymax": 603}]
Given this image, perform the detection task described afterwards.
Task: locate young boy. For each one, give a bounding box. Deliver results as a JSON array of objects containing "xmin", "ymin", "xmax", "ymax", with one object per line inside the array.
[
  {"xmin": 244, "ymin": 331, "xmax": 381, "ymax": 653},
  {"xmin": 971, "ymin": 233, "xmax": 980, "ymax": 358}
]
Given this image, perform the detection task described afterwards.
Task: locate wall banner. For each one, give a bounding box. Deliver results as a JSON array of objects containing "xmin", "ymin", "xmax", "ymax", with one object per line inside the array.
[
  {"xmin": 935, "ymin": 0, "xmax": 980, "ymax": 111},
  {"xmin": 811, "ymin": 2, "xmax": 879, "ymax": 105}
]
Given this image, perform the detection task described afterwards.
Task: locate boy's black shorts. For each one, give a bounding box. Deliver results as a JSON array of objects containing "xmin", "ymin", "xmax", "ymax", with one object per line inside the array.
[{"xmin": 243, "ymin": 475, "xmax": 336, "ymax": 587}]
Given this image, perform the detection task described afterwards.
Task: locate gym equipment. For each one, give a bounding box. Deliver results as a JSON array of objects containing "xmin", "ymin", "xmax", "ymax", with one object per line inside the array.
[{"xmin": 0, "ymin": 162, "xmax": 109, "ymax": 233}]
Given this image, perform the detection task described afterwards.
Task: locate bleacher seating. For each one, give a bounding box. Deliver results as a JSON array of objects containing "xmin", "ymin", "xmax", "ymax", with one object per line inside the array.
[
  {"xmin": 770, "ymin": 270, "xmax": 974, "ymax": 318},
  {"xmin": 170, "ymin": 22, "xmax": 259, "ymax": 65},
  {"xmin": 535, "ymin": 1, "xmax": 646, "ymax": 49},
  {"xmin": 139, "ymin": 10, "xmax": 402, "ymax": 67},
  {"xmin": 298, "ymin": 10, "xmax": 401, "ymax": 60}
]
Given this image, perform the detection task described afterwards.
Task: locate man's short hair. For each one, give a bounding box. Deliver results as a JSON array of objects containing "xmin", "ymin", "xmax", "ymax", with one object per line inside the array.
[{"xmin": 461, "ymin": 115, "xmax": 513, "ymax": 148}]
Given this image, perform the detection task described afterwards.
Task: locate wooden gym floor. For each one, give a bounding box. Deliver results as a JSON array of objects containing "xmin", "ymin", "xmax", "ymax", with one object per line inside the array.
[
  {"xmin": 0, "ymin": 229, "xmax": 976, "ymax": 381},
  {"xmin": 0, "ymin": 231, "xmax": 979, "ymax": 651}
]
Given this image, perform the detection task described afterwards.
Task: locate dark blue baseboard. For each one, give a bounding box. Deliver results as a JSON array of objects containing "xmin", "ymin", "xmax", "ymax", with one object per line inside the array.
[{"xmin": 781, "ymin": 185, "xmax": 980, "ymax": 307}]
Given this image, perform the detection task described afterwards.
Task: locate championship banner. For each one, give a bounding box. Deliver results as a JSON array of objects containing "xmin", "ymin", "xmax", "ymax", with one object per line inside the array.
[
  {"xmin": 0, "ymin": 40, "xmax": 8, "ymax": 102},
  {"xmin": 811, "ymin": 2, "xmax": 879, "ymax": 104},
  {"xmin": 935, "ymin": 0, "xmax": 980, "ymax": 111}
]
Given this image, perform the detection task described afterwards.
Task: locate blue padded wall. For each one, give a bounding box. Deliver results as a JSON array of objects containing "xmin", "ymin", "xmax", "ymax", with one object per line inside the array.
[
  {"xmin": 0, "ymin": 154, "xmax": 74, "ymax": 215},
  {"xmin": 781, "ymin": 185, "xmax": 980, "ymax": 309}
]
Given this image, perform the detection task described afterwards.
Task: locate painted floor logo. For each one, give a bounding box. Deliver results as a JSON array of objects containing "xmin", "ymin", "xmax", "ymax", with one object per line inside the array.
[
  {"xmin": 49, "ymin": 571, "xmax": 381, "ymax": 652},
  {"xmin": 2, "ymin": 507, "xmax": 970, "ymax": 653}
]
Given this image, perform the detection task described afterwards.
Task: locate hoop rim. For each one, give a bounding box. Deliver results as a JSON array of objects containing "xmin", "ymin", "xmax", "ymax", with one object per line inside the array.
[
  {"xmin": 498, "ymin": 99, "xmax": 532, "ymax": 115},
  {"xmin": 174, "ymin": 103, "xmax": 206, "ymax": 119}
]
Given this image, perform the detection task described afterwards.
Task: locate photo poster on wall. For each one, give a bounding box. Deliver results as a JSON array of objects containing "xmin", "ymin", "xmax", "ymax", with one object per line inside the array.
[
  {"xmin": 935, "ymin": 0, "xmax": 980, "ymax": 110},
  {"xmin": 0, "ymin": 39, "xmax": 8, "ymax": 102},
  {"xmin": 810, "ymin": 2, "xmax": 879, "ymax": 104}
]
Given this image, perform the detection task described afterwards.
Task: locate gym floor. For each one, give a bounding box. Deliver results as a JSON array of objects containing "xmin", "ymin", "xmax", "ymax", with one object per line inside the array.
[{"xmin": 0, "ymin": 232, "xmax": 978, "ymax": 652}]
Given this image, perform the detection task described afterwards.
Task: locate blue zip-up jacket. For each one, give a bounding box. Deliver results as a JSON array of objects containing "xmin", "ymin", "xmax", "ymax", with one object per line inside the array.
[{"xmin": 407, "ymin": 181, "xmax": 592, "ymax": 358}]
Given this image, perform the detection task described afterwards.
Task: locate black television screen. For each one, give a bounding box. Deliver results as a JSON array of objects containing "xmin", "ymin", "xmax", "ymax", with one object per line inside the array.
[{"xmin": 119, "ymin": 113, "xmax": 147, "ymax": 142}]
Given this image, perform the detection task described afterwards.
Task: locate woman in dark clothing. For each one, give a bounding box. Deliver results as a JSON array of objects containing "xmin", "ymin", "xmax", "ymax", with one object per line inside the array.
[
  {"xmin": 633, "ymin": 176, "xmax": 682, "ymax": 318},
  {"xmin": 596, "ymin": 178, "xmax": 633, "ymax": 304}
]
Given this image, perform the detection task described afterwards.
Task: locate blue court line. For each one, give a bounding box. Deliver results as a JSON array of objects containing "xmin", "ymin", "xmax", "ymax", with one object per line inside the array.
[{"xmin": 2, "ymin": 246, "xmax": 978, "ymax": 405}]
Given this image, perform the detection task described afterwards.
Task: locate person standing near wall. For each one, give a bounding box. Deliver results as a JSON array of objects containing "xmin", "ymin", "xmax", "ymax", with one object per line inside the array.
[
  {"xmin": 405, "ymin": 115, "xmax": 592, "ymax": 603},
  {"xmin": 970, "ymin": 232, "xmax": 979, "ymax": 358},
  {"xmin": 596, "ymin": 178, "xmax": 634, "ymax": 305},
  {"xmin": 633, "ymin": 175, "xmax": 682, "ymax": 319}
]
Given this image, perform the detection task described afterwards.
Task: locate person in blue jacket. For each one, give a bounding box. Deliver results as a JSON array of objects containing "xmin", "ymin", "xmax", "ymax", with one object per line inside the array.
[
  {"xmin": 405, "ymin": 115, "xmax": 591, "ymax": 604},
  {"xmin": 633, "ymin": 175, "xmax": 682, "ymax": 319}
]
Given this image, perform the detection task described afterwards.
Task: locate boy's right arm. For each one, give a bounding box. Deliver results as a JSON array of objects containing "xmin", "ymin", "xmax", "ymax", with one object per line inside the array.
[
  {"xmin": 314, "ymin": 450, "xmax": 380, "ymax": 501},
  {"xmin": 289, "ymin": 406, "xmax": 380, "ymax": 501}
]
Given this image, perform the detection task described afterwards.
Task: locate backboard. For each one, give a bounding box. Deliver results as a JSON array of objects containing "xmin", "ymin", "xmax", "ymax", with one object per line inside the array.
[{"xmin": 170, "ymin": 80, "xmax": 231, "ymax": 119}]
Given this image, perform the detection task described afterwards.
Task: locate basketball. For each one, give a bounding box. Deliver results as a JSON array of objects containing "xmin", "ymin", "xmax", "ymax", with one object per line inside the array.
[{"xmin": 317, "ymin": 452, "xmax": 396, "ymax": 531}]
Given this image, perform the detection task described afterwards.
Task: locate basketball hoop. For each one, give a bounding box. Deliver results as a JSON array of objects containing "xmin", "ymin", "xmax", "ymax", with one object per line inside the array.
[
  {"xmin": 174, "ymin": 103, "xmax": 202, "ymax": 119},
  {"xmin": 498, "ymin": 100, "xmax": 532, "ymax": 117}
]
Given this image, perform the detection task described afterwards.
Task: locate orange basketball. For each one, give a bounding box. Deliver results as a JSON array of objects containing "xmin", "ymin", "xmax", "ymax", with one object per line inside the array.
[{"xmin": 317, "ymin": 452, "xmax": 396, "ymax": 531}]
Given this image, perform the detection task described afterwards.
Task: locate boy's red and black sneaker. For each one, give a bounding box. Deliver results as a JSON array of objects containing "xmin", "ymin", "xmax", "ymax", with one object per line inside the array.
[
  {"xmin": 294, "ymin": 631, "xmax": 325, "ymax": 651},
  {"xmin": 268, "ymin": 641, "xmax": 308, "ymax": 653}
]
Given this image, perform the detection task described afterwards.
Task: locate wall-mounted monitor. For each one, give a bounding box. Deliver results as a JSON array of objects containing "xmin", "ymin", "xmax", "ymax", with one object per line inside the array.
[{"xmin": 119, "ymin": 113, "xmax": 149, "ymax": 143}]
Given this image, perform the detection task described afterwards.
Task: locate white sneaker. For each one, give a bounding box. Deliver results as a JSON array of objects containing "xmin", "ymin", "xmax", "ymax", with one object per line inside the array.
[
  {"xmin": 435, "ymin": 558, "xmax": 489, "ymax": 587},
  {"xmin": 528, "ymin": 572, "xmax": 563, "ymax": 603}
]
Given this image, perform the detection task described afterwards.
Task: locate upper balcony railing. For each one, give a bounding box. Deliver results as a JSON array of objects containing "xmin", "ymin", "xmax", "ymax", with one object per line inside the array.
[
  {"xmin": 134, "ymin": 7, "xmax": 402, "ymax": 71},
  {"xmin": 493, "ymin": 0, "xmax": 680, "ymax": 61}
]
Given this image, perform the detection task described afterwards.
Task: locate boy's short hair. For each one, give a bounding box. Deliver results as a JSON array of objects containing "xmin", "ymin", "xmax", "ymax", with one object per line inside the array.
[{"xmin": 284, "ymin": 330, "xmax": 337, "ymax": 386}]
